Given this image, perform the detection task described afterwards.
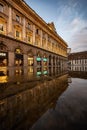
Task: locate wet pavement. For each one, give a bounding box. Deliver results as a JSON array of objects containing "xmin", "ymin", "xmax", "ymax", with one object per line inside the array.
[{"xmin": 0, "ymin": 67, "xmax": 87, "ymax": 130}]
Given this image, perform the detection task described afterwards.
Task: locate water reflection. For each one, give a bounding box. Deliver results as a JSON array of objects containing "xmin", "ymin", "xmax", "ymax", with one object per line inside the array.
[
  {"xmin": 0, "ymin": 67, "xmax": 8, "ymax": 83},
  {"xmin": 0, "ymin": 67, "xmax": 66, "ymax": 84},
  {"xmin": 0, "ymin": 66, "xmax": 87, "ymax": 130},
  {"xmin": 29, "ymin": 70, "xmax": 87, "ymax": 130},
  {"xmin": 0, "ymin": 74, "xmax": 68, "ymax": 130},
  {"xmin": 69, "ymin": 66, "xmax": 87, "ymax": 79}
]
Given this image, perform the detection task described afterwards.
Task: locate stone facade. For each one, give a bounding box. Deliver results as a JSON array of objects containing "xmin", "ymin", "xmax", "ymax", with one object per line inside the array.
[
  {"xmin": 68, "ymin": 51, "xmax": 87, "ymax": 71},
  {"xmin": 0, "ymin": 0, "xmax": 68, "ymax": 68},
  {"xmin": 0, "ymin": 74, "xmax": 68, "ymax": 130}
]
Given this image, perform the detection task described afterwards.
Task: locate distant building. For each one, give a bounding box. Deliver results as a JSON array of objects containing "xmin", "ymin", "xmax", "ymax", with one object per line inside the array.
[
  {"xmin": 0, "ymin": 0, "xmax": 68, "ymax": 69},
  {"xmin": 68, "ymin": 51, "xmax": 87, "ymax": 71}
]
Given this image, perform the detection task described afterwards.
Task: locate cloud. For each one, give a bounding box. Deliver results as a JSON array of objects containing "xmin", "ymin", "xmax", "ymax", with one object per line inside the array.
[
  {"xmin": 55, "ymin": 0, "xmax": 87, "ymax": 53},
  {"xmin": 68, "ymin": 17, "xmax": 87, "ymax": 52}
]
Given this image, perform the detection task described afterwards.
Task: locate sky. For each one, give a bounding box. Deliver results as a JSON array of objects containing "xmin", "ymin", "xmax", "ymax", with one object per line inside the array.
[{"xmin": 25, "ymin": 0, "xmax": 87, "ymax": 52}]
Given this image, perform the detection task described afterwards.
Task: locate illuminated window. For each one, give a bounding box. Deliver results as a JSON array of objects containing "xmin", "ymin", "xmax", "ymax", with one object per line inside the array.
[
  {"xmin": 0, "ymin": 24, "xmax": 3, "ymax": 31},
  {"xmin": 0, "ymin": 4, "xmax": 3, "ymax": 12},
  {"xmin": 16, "ymin": 15, "xmax": 20, "ymax": 22},
  {"xmin": 16, "ymin": 31, "xmax": 20, "ymax": 37}
]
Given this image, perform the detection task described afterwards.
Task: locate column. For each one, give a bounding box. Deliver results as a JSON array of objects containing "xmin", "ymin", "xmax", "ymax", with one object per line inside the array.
[
  {"xmin": 8, "ymin": 52, "xmax": 14, "ymax": 67},
  {"xmin": 23, "ymin": 54, "xmax": 28, "ymax": 67},
  {"xmin": 8, "ymin": 6, "xmax": 12, "ymax": 37},
  {"xmin": 33, "ymin": 55, "xmax": 37, "ymax": 67},
  {"xmin": 23, "ymin": 17, "xmax": 26, "ymax": 41},
  {"xmin": 33, "ymin": 55, "xmax": 37, "ymax": 75}
]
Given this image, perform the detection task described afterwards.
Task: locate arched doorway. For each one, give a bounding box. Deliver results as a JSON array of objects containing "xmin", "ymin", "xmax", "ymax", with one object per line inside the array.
[{"xmin": 15, "ymin": 48, "xmax": 23, "ymax": 66}]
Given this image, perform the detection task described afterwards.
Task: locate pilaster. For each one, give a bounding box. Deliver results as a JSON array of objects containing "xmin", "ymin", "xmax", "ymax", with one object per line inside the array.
[
  {"xmin": 33, "ymin": 55, "xmax": 37, "ymax": 67},
  {"xmin": 24, "ymin": 54, "xmax": 28, "ymax": 67},
  {"xmin": 8, "ymin": 52, "xmax": 14, "ymax": 67},
  {"xmin": 8, "ymin": 6, "xmax": 13, "ymax": 37},
  {"xmin": 33, "ymin": 25, "xmax": 35, "ymax": 45},
  {"xmin": 23, "ymin": 17, "xmax": 26, "ymax": 41},
  {"xmin": 40, "ymin": 30, "xmax": 42, "ymax": 47}
]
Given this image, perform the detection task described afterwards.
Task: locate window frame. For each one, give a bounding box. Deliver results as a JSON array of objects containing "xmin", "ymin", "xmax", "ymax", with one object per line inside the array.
[
  {"xmin": 0, "ymin": 24, "xmax": 3, "ymax": 31},
  {"xmin": 16, "ymin": 15, "xmax": 20, "ymax": 22},
  {"xmin": 0, "ymin": 3, "xmax": 4, "ymax": 12},
  {"xmin": 16, "ymin": 30, "xmax": 20, "ymax": 38}
]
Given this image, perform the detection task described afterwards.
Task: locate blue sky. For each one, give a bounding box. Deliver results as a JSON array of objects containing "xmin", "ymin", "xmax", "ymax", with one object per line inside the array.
[{"xmin": 25, "ymin": 0, "xmax": 87, "ymax": 52}]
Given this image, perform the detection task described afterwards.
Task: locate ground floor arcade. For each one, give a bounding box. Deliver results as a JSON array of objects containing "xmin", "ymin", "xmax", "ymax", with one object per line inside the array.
[{"xmin": 0, "ymin": 35, "xmax": 67, "ymax": 70}]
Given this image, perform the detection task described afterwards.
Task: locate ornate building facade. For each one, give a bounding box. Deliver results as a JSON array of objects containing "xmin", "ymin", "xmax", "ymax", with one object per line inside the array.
[
  {"xmin": 68, "ymin": 51, "xmax": 87, "ymax": 72},
  {"xmin": 0, "ymin": 0, "xmax": 68, "ymax": 69}
]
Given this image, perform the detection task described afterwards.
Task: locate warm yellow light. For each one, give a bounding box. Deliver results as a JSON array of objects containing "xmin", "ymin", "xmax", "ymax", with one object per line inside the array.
[{"xmin": 0, "ymin": 76, "xmax": 8, "ymax": 83}]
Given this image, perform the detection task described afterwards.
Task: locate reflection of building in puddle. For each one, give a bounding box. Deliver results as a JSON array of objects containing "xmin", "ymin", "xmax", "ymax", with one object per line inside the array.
[
  {"xmin": 43, "ymin": 67, "xmax": 48, "ymax": 75},
  {"xmin": 70, "ymin": 66, "xmax": 87, "ymax": 72},
  {"xmin": 69, "ymin": 66, "xmax": 87, "ymax": 79},
  {"xmin": 36, "ymin": 67, "xmax": 42, "ymax": 76},
  {"xmin": 0, "ymin": 76, "xmax": 8, "ymax": 83},
  {"xmin": 0, "ymin": 74, "xmax": 68, "ymax": 130},
  {"xmin": 36, "ymin": 67, "xmax": 48, "ymax": 76},
  {"xmin": 69, "ymin": 71, "xmax": 87, "ymax": 79},
  {"xmin": 28, "ymin": 67, "xmax": 34, "ymax": 73},
  {"xmin": 68, "ymin": 76, "xmax": 72, "ymax": 83},
  {"xmin": 0, "ymin": 67, "xmax": 8, "ymax": 83},
  {"xmin": 0, "ymin": 66, "xmax": 67, "ymax": 84},
  {"xmin": 15, "ymin": 68, "xmax": 23, "ymax": 75},
  {"xmin": 27, "ymin": 67, "xmax": 34, "ymax": 79}
]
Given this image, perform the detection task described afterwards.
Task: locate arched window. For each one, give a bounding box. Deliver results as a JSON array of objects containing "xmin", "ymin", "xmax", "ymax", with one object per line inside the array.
[
  {"xmin": 0, "ymin": 16, "xmax": 6, "ymax": 34},
  {"xmin": 0, "ymin": 4, "xmax": 3, "ymax": 12},
  {"xmin": 0, "ymin": 23, "xmax": 3, "ymax": 31},
  {"xmin": 14, "ymin": 25, "xmax": 22, "ymax": 40}
]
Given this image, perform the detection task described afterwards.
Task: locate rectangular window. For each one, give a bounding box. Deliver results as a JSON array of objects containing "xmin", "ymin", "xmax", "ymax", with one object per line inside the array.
[
  {"xmin": 16, "ymin": 31, "xmax": 20, "ymax": 37},
  {"xmin": 28, "ymin": 23, "xmax": 31, "ymax": 29},
  {"xmin": 0, "ymin": 4, "xmax": 3, "ymax": 12},
  {"xmin": 16, "ymin": 15, "xmax": 20, "ymax": 22},
  {"xmin": 36, "ymin": 29, "xmax": 39, "ymax": 34},
  {"xmin": 0, "ymin": 24, "xmax": 3, "ymax": 31},
  {"xmin": 28, "ymin": 36, "xmax": 30, "ymax": 42}
]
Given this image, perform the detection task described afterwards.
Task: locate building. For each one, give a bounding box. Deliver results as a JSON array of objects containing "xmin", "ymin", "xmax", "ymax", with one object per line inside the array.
[
  {"xmin": 68, "ymin": 51, "xmax": 87, "ymax": 72},
  {"xmin": 0, "ymin": 0, "xmax": 68, "ymax": 70}
]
